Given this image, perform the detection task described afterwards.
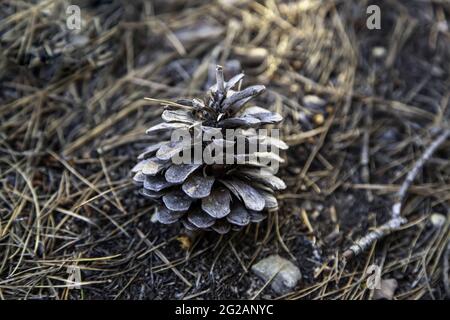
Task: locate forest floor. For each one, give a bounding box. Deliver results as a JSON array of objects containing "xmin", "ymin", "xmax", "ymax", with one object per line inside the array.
[{"xmin": 0, "ymin": 0, "xmax": 449, "ymax": 299}]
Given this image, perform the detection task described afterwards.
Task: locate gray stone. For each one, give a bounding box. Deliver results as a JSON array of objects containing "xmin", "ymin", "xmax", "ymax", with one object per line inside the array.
[
  {"xmin": 372, "ymin": 46, "xmax": 386, "ymax": 58},
  {"xmin": 430, "ymin": 213, "xmax": 446, "ymax": 228},
  {"xmin": 302, "ymin": 95, "xmax": 326, "ymax": 111},
  {"xmin": 373, "ymin": 278, "xmax": 398, "ymax": 300},
  {"xmin": 251, "ymin": 255, "xmax": 301, "ymax": 294}
]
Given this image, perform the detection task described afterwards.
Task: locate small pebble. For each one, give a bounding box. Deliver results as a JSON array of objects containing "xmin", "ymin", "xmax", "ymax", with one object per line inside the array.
[
  {"xmin": 70, "ymin": 35, "xmax": 89, "ymax": 48},
  {"xmin": 430, "ymin": 213, "xmax": 446, "ymax": 228},
  {"xmin": 302, "ymin": 200, "xmax": 313, "ymax": 211},
  {"xmin": 174, "ymin": 22, "xmax": 223, "ymax": 45},
  {"xmin": 373, "ymin": 278, "xmax": 398, "ymax": 300},
  {"xmin": 436, "ymin": 21, "xmax": 448, "ymax": 32},
  {"xmin": 372, "ymin": 46, "xmax": 386, "ymax": 58},
  {"xmin": 290, "ymin": 84, "xmax": 300, "ymax": 93},
  {"xmin": 313, "ymin": 113, "xmax": 325, "ymax": 126},
  {"xmin": 251, "ymin": 255, "xmax": 301, "ymax": 294},
  {"xmin": 303, "ymin": 95, "xmax": 326, "ymax": 111},
  {"xmin": 431, "ymin": 65, "xmax": 444, "ymax": 77}
]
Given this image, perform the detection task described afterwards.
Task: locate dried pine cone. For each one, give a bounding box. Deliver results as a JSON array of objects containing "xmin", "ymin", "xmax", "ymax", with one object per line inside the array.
[{"xmin": 132, "ymin": 65, "xmax": 287, "ymax": 233}]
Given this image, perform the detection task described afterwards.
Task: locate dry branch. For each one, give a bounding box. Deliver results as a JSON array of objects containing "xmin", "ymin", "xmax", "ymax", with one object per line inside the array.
[{"xmin": 343, "ymin": 129, "xmax": 450, "ymax": 261}]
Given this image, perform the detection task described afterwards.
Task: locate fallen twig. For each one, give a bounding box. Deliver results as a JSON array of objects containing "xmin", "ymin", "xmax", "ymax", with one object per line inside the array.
[{"xmin": 343, "ymin": 129, "xmax": 450, "ymax": 261}]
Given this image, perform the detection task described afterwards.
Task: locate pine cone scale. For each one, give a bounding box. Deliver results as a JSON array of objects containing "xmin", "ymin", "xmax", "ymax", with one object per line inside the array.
[
  {"xmin": 201, "ymin": 187, "xmax": 231, "ymax": 219},
  {"xmin": 165, "ymin": 164, "xmax": 201, "ymax": 184},
  {"xmin": 182, "ymin": 174, "xmax": 215, "ymax": 199}
]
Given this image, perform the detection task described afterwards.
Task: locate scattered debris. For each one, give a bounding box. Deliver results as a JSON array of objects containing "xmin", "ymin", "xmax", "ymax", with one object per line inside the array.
[{"xmin": 176, "ymin": 235, "xmax": 192, "ymax": 251}]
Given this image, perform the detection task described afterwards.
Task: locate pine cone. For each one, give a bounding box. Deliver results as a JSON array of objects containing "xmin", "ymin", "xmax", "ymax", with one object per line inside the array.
[{"xmin": 132, "ymin": 65, "xmax": 288, "ymax": 233}]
